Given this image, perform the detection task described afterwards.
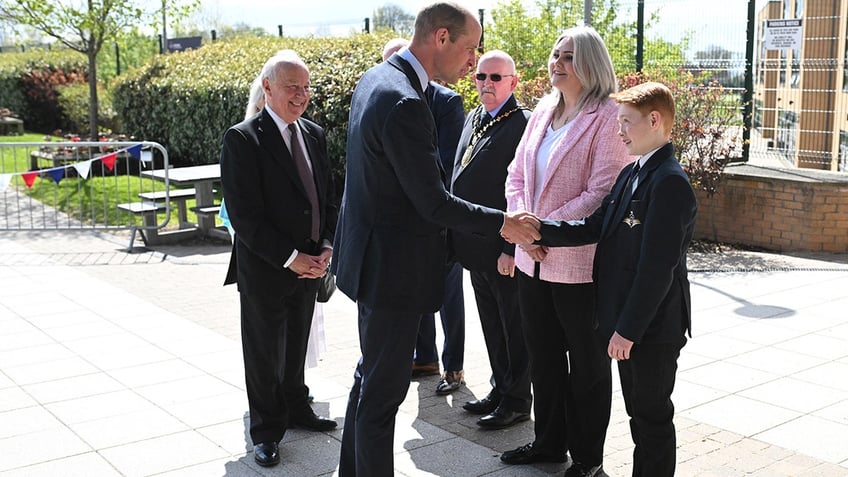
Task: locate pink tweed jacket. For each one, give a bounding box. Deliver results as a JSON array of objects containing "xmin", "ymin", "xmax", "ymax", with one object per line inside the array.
[{"xmin": 506, "ymin": 95, "xmax": 633, "ymax": 283}]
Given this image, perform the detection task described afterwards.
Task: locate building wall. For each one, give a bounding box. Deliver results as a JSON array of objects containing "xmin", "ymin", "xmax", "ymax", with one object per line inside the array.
[
  {"xmin": 694, "ymin": 167, "xmax": 848, "ymax": 253},
  {"xmin": 754, "ymin": 0, "xmax": 848, "ymax": 171}
]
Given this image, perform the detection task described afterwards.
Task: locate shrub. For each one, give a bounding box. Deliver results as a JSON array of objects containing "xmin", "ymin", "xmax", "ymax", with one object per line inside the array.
[
  {"xmin": 513, "ymin": 75, "xmax": 552, "ymax": 110},
  {"xmin": 56, "ymin": 82, "xmax": 118, "ymax": 134},
  {"xmin": 112, "ymin": 34, "xmax": 394, "ymax": 194},
  {"xmin": 619, "ymin": 70, "xmax": 743, "ymax": 197},
  {"xmin": 20, "ymin": 67, "xmax": 87, "ymax": 132},
  {"xmin": 0, "ymin": 50, "xmax": 88, "ymax": 132}
]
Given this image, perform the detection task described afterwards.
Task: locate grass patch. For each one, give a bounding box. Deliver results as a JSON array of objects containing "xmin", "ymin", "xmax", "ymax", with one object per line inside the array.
[{"xmin": 1, "ymin": 133, "xmax": 222, "ymax": 228}]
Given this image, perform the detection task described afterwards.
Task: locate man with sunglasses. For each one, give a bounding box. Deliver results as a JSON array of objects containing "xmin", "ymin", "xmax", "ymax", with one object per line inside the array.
[{"xmin": 450, "ymin": 49, "xmax": 533, "ymax": 430}]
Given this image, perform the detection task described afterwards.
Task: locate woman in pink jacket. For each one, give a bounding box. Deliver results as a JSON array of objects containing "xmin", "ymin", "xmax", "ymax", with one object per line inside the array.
[{"xmin": 500, "ymin": 26, "xmax": 632, "ymax": 477}]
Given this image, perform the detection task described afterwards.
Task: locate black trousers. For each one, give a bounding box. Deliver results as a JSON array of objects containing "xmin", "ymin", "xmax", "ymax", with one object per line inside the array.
[
  {"xmin": 516, "ymin": 272, "xmax": 611, "ymax": 466},
  {"xmin": 619, "ymin": 340, "xmax": 684, "ymax": 477},
  {"xmin": 339, "ymin": 303, "xmax": 422, "ymax": 477},
  {"xmin": 414, "ymin": 262, "xmax": 465, "ymax": 371},
  {"xmin": 469, "ymin": 269, "xmax": 531, "ymax": 412},
  {"xmin": 240, "ymin": 284, "xmax": 315, "ymax": 444}
]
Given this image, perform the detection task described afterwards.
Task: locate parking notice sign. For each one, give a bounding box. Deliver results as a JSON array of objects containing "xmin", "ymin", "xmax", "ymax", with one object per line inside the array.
[{"xmin": 763, "ymin": 19, "xmax": 802, "ymax": 50}]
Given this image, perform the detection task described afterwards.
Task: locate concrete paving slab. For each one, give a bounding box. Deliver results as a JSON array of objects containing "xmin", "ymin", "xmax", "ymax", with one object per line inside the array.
[{"xmin": 1, "ymin": 230, "xmax": 848, "ymax": 476}]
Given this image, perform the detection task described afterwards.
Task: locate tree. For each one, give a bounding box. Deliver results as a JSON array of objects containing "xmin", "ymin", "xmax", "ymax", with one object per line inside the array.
[
  {"xmin": 0, "ymin": 0, "xmax": 146, "ymax": 138},
  {"xmin": 372, "ymin": 3, "xmax": 414, "ymax": 37},
  {"xmin": 485, "ymin": 0, "xmax": 689, "ymax": 79},
  {"xmin": 1, "ymin": 0, "xmax": 198, "ymax": 138}
]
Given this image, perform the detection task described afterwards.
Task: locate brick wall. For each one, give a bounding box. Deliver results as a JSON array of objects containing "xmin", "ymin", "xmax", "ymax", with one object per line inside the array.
[{"xmin": 694, "ymin": 164, "xmax": 848, "ymax": 253}]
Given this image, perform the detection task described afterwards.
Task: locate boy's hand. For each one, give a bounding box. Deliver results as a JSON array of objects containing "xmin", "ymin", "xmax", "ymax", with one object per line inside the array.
[{"xmin": 608, "ymin": 332, "xmax": 634, "ymax": 361}]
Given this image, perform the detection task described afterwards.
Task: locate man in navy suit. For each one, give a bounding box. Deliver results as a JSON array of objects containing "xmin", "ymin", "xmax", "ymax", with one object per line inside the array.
[
  {"xmin": 529, "ymin": 82, "xmax": 697, "ymax": 477},
  {"xmin": 450, "ymin": 49, "xmax": 533, "ymax": 429},
  {"xmin": 332, "ymin": 3, "xmax": 540, "ymax": 475},
  {"xmin": 382, "ymin": 38, "xmax": 469, "ymax": 395},
  {"xmin": 220, "ymin": 51, "xmax": 338, "ymax": 468}
]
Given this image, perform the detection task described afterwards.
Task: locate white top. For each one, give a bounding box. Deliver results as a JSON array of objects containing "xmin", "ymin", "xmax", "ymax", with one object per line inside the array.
[
  {"xmin": 264, "ymin": 105, "xmax": 312, "ymax": 173},
  {"xmin": 533, "ymin": 123, "xmax": 572, "ymax": 210},
  {"xmin": 632, "ymin": 145, "xmax": 662, "ymax": 191}
]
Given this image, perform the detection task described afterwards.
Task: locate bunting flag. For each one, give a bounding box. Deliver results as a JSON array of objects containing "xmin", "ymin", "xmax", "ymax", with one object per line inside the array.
[
  {"xmin": 48, "ymin": 167, "xmax": 65, "ymax": 184},
  {"xmin": 21, "ymin": 172, "xmax": 38, "ymax": 188},
  {"xmin": 0, "ymin": 174, "xmax": 11, "ymax": 192},
  {"xmin": 3, "ymin": 143, "xmax": 153, "ymax": 185},
  {"xmin": 101, "ymin": 152, "xmax": 117, "ymax": 171},
  {"xmin": 127, "ymin": 144, "xmax": 142, "ymax": 160},
  {"xmin": 73, "ymin": 159, "xmax": 92, "ymax": 179}
]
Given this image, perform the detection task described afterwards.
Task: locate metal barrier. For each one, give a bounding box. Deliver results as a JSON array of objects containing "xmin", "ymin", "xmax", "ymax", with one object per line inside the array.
[{"xmin": 0, "ymin": 141, "xmax": 174, "ymax": 250}]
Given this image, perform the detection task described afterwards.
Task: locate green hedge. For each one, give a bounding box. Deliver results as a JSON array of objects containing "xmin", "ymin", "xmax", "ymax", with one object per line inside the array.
[
  {"xmin": 112, "ymin": 34, "xmax": 393, "ymax": 192},
  {"xmin": 0, "ymin": 50, "xmax": 88, "ymax": 132},
  {"xmin": 56, "ymin": 82, "xmax": 118, "ymax": 134}
]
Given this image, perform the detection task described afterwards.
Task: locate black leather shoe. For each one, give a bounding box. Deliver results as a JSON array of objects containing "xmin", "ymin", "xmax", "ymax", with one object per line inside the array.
[
  {"xmin": 565, "ymin": 462, "xmax": 603, "ymax": 477},
  {"xmin": 477, "ymin": 407, "xmax": 530, "ymax": 429},
  {"xmin": 463, "ymin": 391, "xmax": 501, "ymax": 415},
  {"xmin": 500, "ymin": 442, "xmax": 568, "ymax": 465},
  {"xmin": 253, "ymin": 442, "xmax": 279, "ymax": 467},
  {"xmin": 291, "ymin": 411, "xmax": 338, "ymax": 432}
]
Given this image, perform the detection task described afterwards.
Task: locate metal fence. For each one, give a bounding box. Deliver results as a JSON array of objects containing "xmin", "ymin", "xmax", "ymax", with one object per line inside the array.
[
  {"xmin": 481, "ymin": 0, "xmax": 848, "ymax": 172},
  {"xmin": 0, "ymin": 141, "xmax": 171, "ymax": 248},
  {"xmin": 4, "ymin": 1, "xmax": 845, "ymax": 172}
]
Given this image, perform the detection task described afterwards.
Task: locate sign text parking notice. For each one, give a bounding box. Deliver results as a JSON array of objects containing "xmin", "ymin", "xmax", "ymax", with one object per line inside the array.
[{"xmin": 764, "ymin": 19, "xmax": 802, "ymax": 51}]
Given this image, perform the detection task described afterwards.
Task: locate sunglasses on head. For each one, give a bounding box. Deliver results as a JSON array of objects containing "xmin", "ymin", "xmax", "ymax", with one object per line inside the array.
[{"xmin": 474, "ymin": 73, "xmax": 515, "ymax": 82}]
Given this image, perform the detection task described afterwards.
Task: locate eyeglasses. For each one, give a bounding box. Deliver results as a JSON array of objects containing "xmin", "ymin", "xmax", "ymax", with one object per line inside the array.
[{"xmin": 474, "ymin": 73, "xmax": 514, "ymax": 82}]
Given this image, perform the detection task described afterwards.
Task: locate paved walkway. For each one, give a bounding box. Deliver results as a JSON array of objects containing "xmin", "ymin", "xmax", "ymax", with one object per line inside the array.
[{"xmin": 1, "ymin": 230, "xmax": 848, "ymax": 476}]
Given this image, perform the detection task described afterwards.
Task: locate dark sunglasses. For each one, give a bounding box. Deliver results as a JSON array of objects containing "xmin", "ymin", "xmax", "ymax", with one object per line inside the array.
[{"xmin": 474, "ymin": 73, "xmax": 515, "ymax": 82}]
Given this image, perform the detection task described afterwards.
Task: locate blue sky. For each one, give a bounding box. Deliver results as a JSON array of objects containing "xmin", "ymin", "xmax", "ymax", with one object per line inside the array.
[{"xmin": 195, "ymin": 0, "xmax": 769, "ymax": 56}]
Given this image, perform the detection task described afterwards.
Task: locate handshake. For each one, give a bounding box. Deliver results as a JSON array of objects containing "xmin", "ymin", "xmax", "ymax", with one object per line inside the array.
[{"xmin": 500, "ymin": 211, "xmax": 542, "ymax": 245}]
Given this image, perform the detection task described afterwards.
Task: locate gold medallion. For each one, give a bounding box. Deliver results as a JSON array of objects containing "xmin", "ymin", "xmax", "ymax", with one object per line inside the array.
[{"xmin": 460, "ymin": 145, "xmax": 474, "ymax": 167}]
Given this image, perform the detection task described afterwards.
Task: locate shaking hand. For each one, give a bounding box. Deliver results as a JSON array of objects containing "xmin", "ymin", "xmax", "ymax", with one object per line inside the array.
[{"xmin": 500, "ymin": 211, "xmax": 541, "ymax": 245}]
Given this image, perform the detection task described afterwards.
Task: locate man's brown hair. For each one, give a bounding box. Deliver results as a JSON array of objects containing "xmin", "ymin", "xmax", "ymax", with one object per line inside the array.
[
  {"xmin": 611, "ymin": 81, "xmax": 675, "ymax": 135},
  {"xmin": 413, "ymin": 2, "xmax": 470, "ymax": 43}
]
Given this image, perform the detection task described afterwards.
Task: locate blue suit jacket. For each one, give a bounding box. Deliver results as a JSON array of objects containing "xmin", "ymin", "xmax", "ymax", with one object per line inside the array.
[
  {"xmin": 426, "ymin": 82, "xmax": 464, "ymax": 181},
  {"xmin": 332, "ymin": 54, "xmax": 503, "ymax": 312}
]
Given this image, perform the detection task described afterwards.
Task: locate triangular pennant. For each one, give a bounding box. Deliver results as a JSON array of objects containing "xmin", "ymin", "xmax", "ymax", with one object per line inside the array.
[
  {"xmin": 21, "ymin": 172, "xmax": 38, "ymax": 188},
  {"xmin": 101, "ymin": 152, "xmax": 117, "ymax": 171},
  {"xmin": 73, "ymin": 159, "xmax": 92, "ymax": 179},
  {"xmin": 127, "ymin": 144, "xmax": 142, "ymax": 160},
  {"xmin": 48, "ymin": 167, "xmax": 65, "ymax": 184},
  {"xmin": 0, "ymin": 174, "xmax": 11, "ymax": 192}
]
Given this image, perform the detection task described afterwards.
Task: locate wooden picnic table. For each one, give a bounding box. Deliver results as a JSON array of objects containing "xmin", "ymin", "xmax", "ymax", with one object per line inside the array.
[{"xmin": 140, "ymin": 164, "xmax": 222, "ymax": 236}]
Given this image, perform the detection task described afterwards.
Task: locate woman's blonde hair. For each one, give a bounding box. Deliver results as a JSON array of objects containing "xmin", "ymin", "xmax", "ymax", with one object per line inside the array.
[
  {"xmin": 545, "ymin": 25, "xmax": 618, "ymax": 113},
  {"xmin": 244, "ymin": 76, "xmax": 265, "ymax": 120}
]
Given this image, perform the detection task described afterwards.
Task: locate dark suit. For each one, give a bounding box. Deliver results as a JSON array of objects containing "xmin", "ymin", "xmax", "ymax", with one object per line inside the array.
[
  {"xmin": 450, "ymin": 95, "xmax": 532, "ymax": 413},
  {"xmin": 220, "ymin": 109, "xmax": 337, "ymax": 445},
  {"xmin": 332, "ymin": 53, "xmax": 505, "ymax": 476},
  {"xmin": 538, "ymin": 142, "xmax": 697, "ymax": 476},
  {"xmin": 415, "ymin": 83, "xmax": 466, "ymax": 373}
]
